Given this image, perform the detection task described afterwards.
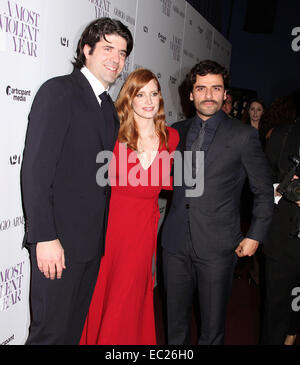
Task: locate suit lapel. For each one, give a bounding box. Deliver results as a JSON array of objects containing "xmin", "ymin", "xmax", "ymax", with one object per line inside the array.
[
  {"xmin": 71, "ymin": 68, "xmax": 117, "ymax": 151},
  {"xmin": 176, "ymin": 119, "xmax": 193, "ymax": 153},
  {"xmin": 174, "ymin": 119, "xmax": 193, "ymax": 191},
  {"xmin": 112, "ymin": 107, "xmax": 120, "ymax": 149},
  {"xmin": 105, "ymin": 96, "xmax": 120, "ymax": 151},
  {"xmin": 204, "ymin": 114, "xmax": 233, "ymax": 169}
]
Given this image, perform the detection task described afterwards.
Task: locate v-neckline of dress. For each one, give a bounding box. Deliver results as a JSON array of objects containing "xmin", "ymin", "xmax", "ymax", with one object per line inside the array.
[{"xmin": 136, "ymin": 150, "xmax": 159, "ymax": 171}]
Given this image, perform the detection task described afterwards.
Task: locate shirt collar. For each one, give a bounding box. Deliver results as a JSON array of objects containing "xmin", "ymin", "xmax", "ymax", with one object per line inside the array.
[
  {"xmin": 80, "ymin": 66, "xmax": 108, "ymax": 100},
  {"xmin": 195, "ymin": 109, "xmax": 224, "ymax": 130},
  {"xmin": 194, "ymin": 113, "xmax": 204, "ymax": 127}
]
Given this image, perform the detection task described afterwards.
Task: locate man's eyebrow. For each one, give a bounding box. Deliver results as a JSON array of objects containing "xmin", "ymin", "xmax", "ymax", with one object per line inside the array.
[
  {"xmin": 195, "ymin": 84, "xmax": 223, "ymax": 88},
  {"xmin": 103, "ymin": 44, "xmax": 127, "ymax": 53}
]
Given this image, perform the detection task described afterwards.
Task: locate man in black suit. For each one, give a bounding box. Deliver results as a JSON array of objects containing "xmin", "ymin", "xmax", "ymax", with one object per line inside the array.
[
  {"xmin": 261, "ymin": 117, "xmax": 300, "ymax": 345},
  {"xmin": 162, "ymin": 60, "xmax": 273, "ymax": 345},
  {"xmin": 21, "ymin": 18, "xmax": 133, "ymax": 345}
]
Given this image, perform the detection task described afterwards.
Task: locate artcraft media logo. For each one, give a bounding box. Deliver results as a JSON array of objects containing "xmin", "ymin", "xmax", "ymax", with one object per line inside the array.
[
  {"xmin": 0, "ymin": 1, "xmax": 40, "ymax": 57},
  {"xmin": 0, "ymin": 261, "xmax": 25, "ymax": 311},
  {"xmin": 291, "ymin": 27, "xmax": 300, "ymax": 52},
  {"xmin": 6, "ymin": 85, "xmax": 31, "ymax": 102},
  {"xmin": 88, "ymin": 0, "xmax": 111, "ymax": 18}
]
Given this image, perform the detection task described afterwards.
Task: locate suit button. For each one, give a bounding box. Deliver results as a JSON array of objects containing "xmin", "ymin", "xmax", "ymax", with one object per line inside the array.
[{"xmin": 186, "ymin": 204, "xmax": 190, "ymax": 209}]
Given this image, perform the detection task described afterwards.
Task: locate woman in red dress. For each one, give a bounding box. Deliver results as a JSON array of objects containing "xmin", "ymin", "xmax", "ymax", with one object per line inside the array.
[{"xmin": 79, "ymin": 68, "xmax": 179, "ymax": 345}]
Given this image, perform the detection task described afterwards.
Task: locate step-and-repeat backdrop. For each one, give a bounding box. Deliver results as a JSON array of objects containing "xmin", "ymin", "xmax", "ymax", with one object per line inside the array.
[{"xmin": 0, "ymin": 0, "xmax": 231, "ymax": 345}]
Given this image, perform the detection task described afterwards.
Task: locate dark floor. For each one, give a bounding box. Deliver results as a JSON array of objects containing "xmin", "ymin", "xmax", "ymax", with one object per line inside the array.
[{"xmin": 154, "ymin": 256, "xmax": 300, "ymax": 345}]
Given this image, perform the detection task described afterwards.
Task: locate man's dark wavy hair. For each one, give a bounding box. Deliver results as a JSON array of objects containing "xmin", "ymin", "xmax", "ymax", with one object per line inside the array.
[
  {"xmin": 186, "ymin": 59, "xmax": 230, "ymax": 92},
  {"xmin": 72, "ymin": 18, "xmax": 133, "ymax": 69}
]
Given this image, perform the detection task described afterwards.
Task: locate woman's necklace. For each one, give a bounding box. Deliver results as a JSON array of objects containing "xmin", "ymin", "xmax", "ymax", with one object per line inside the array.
[
  {"xmin": 137, "ymin": 133, "xmax": 159, "ymax": 169},
  {"xmin": 137, "ymin": 133, "xmax": 159, "ymax": 153}
]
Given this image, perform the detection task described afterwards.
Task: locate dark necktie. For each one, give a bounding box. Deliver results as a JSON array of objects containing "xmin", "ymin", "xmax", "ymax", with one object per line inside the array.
[
  {"xmin": 191, "ymin": 122, "xmax": 205, "ymax": 151},
  {"xmin": 99, "ymin": 91, "xmax": 109, "ymax": 104},
  {"xmin": 98, "ymin": 91, "xmax": 114, "ymax": 149},
  {"xmin": 191, "ymin": 123, "xmax": 206, "ymax": 178}
]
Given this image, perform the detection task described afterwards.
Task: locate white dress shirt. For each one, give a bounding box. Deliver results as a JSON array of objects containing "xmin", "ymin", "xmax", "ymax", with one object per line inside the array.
[{"xmin": 80, "ymin": 66, "xmax": 108, "ymax": 106}]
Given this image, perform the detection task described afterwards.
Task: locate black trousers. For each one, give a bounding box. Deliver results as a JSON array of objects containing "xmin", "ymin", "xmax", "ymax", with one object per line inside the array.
[
  {"xmin": 25, "ymin": 245, "xmax": 100, "ymax": 345},
  {"xmin": 163, "ymin": 231, "xmax": 237, "ymax": 345},
  {"xmin": 261, "ymin": 255, "xmax": 300, "ymax": 345}
]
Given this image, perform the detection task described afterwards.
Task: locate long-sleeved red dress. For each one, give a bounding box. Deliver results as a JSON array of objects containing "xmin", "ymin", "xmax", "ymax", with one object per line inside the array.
[{"xmin": 79, "ymin": 127, "xmax": 179, "ymax": 345}]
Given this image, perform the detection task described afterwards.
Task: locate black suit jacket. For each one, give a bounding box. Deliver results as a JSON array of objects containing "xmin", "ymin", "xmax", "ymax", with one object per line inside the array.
[
  {"xmin": 162, "ymin": 111, "xmax": 274, "ymax": 259},
  {"xmin": 21, "ymin": 68, "xmax": 119, "ymax": 262},
  {"xmin": 263, "ymin": 118, "xmax": 300, "ymax": 262}
]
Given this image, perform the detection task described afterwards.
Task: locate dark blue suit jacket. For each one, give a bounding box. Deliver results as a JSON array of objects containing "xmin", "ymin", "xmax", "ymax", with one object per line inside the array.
[
  {"xmin": 21, "ymin": 68, "xmax": 119, "ymax": 262},
  {"xmin": 162, "ymin": 111, "xmax": 274, "ymax": 259}
]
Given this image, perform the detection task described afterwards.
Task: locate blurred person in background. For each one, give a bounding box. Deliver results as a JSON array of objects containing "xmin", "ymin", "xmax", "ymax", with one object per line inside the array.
[
  {"xmin": 240, "ymin": 98, "xmax": 267, "ymax": 286},
  {"xmin": 242, "ymin": 98, "xmax": 266, "ymax": 146},
  {"xmin": 222, "ymin": 91, "xmax": 233, "ymax": 117},
  {"xmin": 245, "ymin": 99, "xmax": 265, "ymax": 130},
  {"xmin": 260, "ymin": 94, "xmax": 298, "ymax": 143}
]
